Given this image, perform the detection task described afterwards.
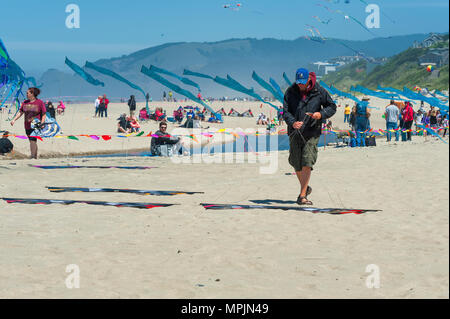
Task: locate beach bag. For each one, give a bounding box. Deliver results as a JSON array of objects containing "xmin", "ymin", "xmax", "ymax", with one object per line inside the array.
[
  {"xmin": 401, "ymin": 131, "xmax": 408, "ymax": 142},
  {"xmin": 365, "ymin": 136, "xmax": 376, "ymax": 147}
]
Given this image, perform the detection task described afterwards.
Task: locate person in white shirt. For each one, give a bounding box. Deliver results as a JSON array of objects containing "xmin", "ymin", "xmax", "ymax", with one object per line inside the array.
[
  {"xmin": 94, "ymin": 96, "xmax": 101, "ymax": 117},
  {"xmin": 257, "ymin": 113, "xmax": 268, "ymax": 125},
  {"xmin": 414, "ymin": 109, "xmax": 424, "ymax": 132}
]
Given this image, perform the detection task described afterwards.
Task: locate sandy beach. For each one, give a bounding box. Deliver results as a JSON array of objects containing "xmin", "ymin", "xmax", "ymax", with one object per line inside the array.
[{"xmin": 0, "ymin": 100, "xmax": 448, "ymax": 298}]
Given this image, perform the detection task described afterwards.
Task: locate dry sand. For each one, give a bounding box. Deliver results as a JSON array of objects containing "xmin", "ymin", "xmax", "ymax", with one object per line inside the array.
[{"xmin": 0, "ymin": 99, "xmax": 448, "ymax": 298}]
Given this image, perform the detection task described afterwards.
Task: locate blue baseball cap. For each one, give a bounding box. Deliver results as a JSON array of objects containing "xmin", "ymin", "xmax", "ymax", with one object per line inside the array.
[{"xmin": 295, "ymin": 68, "xmax": 309, "ymax": 85}]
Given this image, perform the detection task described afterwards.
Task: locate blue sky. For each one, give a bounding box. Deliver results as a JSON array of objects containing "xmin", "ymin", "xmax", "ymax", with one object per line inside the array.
[{"xmin": 1, "ymin": 0, "xmax": 448, "ymax": 74}]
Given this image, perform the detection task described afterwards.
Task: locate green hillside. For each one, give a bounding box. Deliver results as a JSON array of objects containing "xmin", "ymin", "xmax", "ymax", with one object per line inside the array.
[{"xmin": 323, "ymin": 42, "xmax": 449, "ymax": 91}]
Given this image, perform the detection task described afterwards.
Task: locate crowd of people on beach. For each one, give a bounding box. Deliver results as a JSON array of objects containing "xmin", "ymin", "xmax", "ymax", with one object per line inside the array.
[
  {"xmin": 3, "ymin": 81, "xmax": 448, "ymax": 161},
  {"xmin": 341, "ymin": 98, "xmax": 448, "ymax": 145}
]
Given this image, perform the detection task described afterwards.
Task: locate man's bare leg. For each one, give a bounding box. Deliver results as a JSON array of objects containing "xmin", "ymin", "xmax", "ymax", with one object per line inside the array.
[
  {"xmin": 30, "ymin": 141, "xmax": 38, "ymax": 159},
  {"xmin": 295, "ymin": 166, "xmax": 312, "ymax": 197}
]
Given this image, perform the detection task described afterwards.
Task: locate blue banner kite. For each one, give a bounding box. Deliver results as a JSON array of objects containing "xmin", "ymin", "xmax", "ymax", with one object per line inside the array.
[
  {"xmin": 214, "ymin": 75, "xmax": 280, "ymax": 111},
  {"xmin": 269, "ymin": 78, "xmax": 285, "ymax": 99},
  {"xmin": 402, "ymin": 87, "xmax": 449, "ymax": 114},
  {"xmin": 85, "ymin": 61, "xmax": 149, "ymax": 114},
  {"xmin": 183, "ymin": 68, "xmax": 281, "ymax": 110},
  {"xmin": 351, "ymin": 85, "xmax": 403, "ymax": 101},
  {"xmin": 320, "ymin": 81, "xmax": 370, "ymax": 107},
  {"xmin": 65, "ymin": 57, "xmax": 104, "ymax": 87},
  {"xmin": 149, "ymin": 65, "xmax": 201, "ymax": 91},
  {"xmin": 252, "ymin": 71, "xmax": 284, "ymax": 104},
  {"xmin": 141, "ymin": 66, "xmax": 215, "ymax": 114},
  {"xmin": 283, "ymin": 72, "xmax": 292, "ymax": 87},
  {"xmin": 417, "ymin": 124, "xmax": 448, "ymax": 144},
  {"xmin": 183, "ymin": 69, "xmax": 214, "ymax": 80}
]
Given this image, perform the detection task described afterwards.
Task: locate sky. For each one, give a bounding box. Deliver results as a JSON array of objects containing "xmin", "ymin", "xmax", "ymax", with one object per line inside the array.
[{"xmin": 1, "ymin": 0, "xmax": 449, "ymax": 75}]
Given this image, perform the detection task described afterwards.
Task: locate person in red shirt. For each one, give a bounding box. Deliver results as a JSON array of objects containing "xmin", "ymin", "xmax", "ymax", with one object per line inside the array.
[
  {"xmin": 100, "ymin": 94, "xmax": 110, "ymax": 118},
  {"xmin": 401, "ymin": 101, "xmax": 414, "ymax": 141},
  {"xmin": 10, "ymin": 87, "xmax": 47, "ymax": 159}
]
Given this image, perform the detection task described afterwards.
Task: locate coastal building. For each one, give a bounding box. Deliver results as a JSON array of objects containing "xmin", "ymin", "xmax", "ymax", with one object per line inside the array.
[
  {"xmin": 418, "ymin": 48, "xmax": 449, "ymax": 67},
  {"xmin": 413, "ymin": 33, "xmax": 445, "ymax": 48}
]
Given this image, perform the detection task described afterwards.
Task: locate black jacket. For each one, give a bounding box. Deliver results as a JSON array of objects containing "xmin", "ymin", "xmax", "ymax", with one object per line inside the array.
[
  {"xmin": 283, "ymin": 83, "xmax": 337, "ymax": 138},
  {"xmin": 128, "ymin": 98, "xmax": 136, "ymax": 111},
  {"xmin": 150, "ymin": 130, "xmax": 180, "ymax": 155}
]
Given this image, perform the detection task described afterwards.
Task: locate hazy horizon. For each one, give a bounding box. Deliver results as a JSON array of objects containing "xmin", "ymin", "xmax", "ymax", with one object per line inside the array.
[
  {"xmin": 1, "ymin": 0, "xmax": 448, "ymax": 76},
  {"xmin": 23, "ymin": 31, "xmax": 448, "ymax": 79}
]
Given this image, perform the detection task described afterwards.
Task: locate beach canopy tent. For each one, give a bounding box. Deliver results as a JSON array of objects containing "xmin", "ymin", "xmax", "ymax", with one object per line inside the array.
[
  {"xmin": 228, "ymin": 108, "xmax": 240, "ymax": 117},
  {"xmin": 240, "ymin": 109, "xmax": 254, "ymax": 117},
  {"xmin": 216, "ymin": 108, "xmax": 227, "ymax": 116}
]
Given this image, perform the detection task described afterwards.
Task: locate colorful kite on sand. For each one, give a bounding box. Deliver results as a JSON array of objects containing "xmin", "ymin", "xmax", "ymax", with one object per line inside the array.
[
  {"xmin": 2, "ymin": 198, "xmax": 175, "ymax": 209},
  {"xmin": 30, "ymin": 165, "xmax": 157, "ymax": 170},
  {"xmin": 201, "ymin": 203, "xmax": 381, "ymax": 215},
  {"xmin": 47, "ymin": 186, "xmax": 204, "ymax": 196}
]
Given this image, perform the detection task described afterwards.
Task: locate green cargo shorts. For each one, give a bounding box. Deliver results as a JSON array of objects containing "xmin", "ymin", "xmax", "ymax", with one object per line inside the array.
[{"xmin": 288, "ymin": 134, "xmax": 320, "ymax": 171}]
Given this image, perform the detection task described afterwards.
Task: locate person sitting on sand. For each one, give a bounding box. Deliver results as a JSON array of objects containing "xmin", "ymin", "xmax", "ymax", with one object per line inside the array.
[
  {"xmin": 197, "ymin": 111, "xmax": 205, "ymax": 121},
  {"xmin": 257, "ymin": 113, "xmax": 268, "ymax": 125},
  {"xmin": 139, "ymin": 107, "xmax": 150, "ymax": 121},
  {"xmin": 129, "ymin": 116, "xmax": 140, "ymax": 133},
  {"xmin": 57, "ymin": 101, "xmax": 66, "ymax": 115},
  {"xmin": 181, "ymin": 114, "xmax": 194, "ymax": 128},
  {"xmin": 173, "ymin": 108, "xmax": 184, "ymax": 123},
  {"xmin": 0, "ymin": 131, "xmax": 13, "ymax": 155},
  {"xmin": 208, "ymin": 113, "xmax": 217, "ymax": 123},
  {"xmin": 193, "ymin": 115, "xmax": 201, "ymax": 128},
  {"xmin": 150, "ymin": 121, "xmax": 180, "ymax": 156},
  {"xmin": 117, "ymin": 113, "xmax": 131, "ymax": 133},
  {"xmin": 154, "ymin": 107, "xmax": 165, "ymax": 121}
]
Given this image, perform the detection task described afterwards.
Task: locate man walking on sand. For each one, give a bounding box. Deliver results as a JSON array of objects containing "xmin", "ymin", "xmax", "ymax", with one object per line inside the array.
[{"xmin": 283, "ymin": 68, "xmax": 336, "ymax": 205}]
